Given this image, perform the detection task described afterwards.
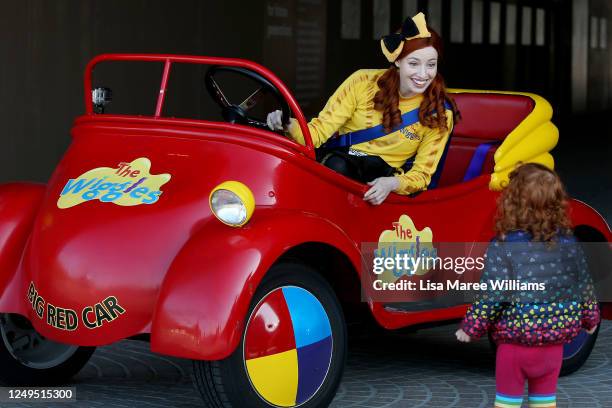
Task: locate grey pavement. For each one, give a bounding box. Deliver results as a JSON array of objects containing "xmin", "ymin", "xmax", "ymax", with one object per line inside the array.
[{"xmin": 5, "ymin": 320, "xmax": 611, "ymax": 408}]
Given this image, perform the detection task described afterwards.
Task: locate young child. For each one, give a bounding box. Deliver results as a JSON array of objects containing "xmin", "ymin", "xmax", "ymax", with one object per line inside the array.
[{"xmin": 455, "ymin": 163, "xmax": 600, "ymax": 408}]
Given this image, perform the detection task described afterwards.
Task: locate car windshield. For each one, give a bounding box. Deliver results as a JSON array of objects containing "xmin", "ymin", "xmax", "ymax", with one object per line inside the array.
[{"xmin": 91, "ymin": 59, "xmax": 282, "ymax": 124}]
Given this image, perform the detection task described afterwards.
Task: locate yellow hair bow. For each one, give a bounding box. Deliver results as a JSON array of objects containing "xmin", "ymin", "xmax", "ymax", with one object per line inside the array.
[{"xmin": 380, "ymin": 12, "xmax": 432, "ymax": 63}]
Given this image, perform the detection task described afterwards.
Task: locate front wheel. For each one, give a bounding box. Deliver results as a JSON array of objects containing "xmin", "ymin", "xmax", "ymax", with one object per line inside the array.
[
  {"xmin": 193, "ymin": 262, "xmax": 347, "ymax": 407},
  {"xmin": 0, "ymin": 313, "xmax": 95, "ymax": 385}
]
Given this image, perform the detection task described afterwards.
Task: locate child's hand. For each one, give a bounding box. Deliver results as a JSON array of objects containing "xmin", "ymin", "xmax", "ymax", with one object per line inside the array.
[
  {"xmin": 586, "ymin": 325, "xmax": 598, "ymax": 335},
  {"xmin": 455, "ymin": 328, "xmax": 471, "ymax": 343}
]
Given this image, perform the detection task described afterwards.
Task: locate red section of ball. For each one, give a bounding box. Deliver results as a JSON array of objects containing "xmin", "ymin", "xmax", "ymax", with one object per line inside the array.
[{"xmin": 244, "ymin": 288, "xmax": 297, "ymax": 360}]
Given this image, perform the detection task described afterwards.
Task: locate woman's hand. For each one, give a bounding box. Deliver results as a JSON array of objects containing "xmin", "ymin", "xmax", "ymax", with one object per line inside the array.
[
  {"xmin": 364, "ymin": 177, "xmax": 399, "ymax": 205},
  {"xmin": 266, "ymin": 109, "xmax": 285, "ymax": 131},
  {"xmin": 455, "ymin": 328, "xmax": 471, "ymax": 343},
  {"xmin": 586, "ymin": 325, "xmax": 598, "ymax": 335}
]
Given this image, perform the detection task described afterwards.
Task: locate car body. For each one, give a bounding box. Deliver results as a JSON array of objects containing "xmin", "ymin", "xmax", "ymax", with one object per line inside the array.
[{"xmin": 0, "ymin": 54, "xmax": 609, "ymax": 407}]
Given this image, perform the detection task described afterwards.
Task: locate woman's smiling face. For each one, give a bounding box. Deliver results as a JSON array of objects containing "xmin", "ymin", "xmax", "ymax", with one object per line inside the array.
[{"xmin": 395, "ymin": 46, "xmax": 438, "ymax": 97}]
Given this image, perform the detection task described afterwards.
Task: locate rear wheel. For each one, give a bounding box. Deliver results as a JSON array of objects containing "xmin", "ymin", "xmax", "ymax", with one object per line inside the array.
[
  {"xmin": 560, "ymin": 325, "xmax": 599, "ymax": 376},
  {"xmin": 193, "ymin": 262, "xmax": 347, "ymax": 407},
  {"xmin": 0, "ymin": 313, "xmax": 95, "ymax": 385}
]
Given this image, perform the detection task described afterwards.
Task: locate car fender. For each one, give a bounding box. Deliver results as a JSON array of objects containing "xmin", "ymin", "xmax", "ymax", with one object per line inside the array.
[
  {"xmin": 568, "ymin": 199, "xmax": 612, "ymax": 320},
  {"xmin": 0, "ymin": 183, "xmax": 46, "ymax": 314},
  {"xmin": 569, "ymin": 199, "xmax": 611, "ymax": 241},
  {"xmin": 150, "ymin": 208, "xmax": 361, "ymax": 360}
]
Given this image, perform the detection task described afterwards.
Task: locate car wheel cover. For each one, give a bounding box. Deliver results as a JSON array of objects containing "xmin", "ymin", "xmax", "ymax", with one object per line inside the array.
[
  {"xmin": 0, "ymin": 314, "xmax": 78, "ymax": 369},
  {"xmin": 243, "ymin": 286, "xmax": 333, "ymax": 407},
  {"xmin": 563, "ymin": 331, "xmax": 589, "ymax": 360}
]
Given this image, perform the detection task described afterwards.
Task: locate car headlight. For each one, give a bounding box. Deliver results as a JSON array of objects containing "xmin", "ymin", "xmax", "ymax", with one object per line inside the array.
[{"xmin": 209, "ymin": 181, "xmax": 255, "ymax": 227}]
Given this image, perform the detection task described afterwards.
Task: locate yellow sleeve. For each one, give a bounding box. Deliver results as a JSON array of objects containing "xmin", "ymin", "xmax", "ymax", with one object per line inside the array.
[
  {"xmin": 394, "ymin": 111, "xmax": 453, "ymax": 195},
  {"xmin": 288, "ymin": 70, "xmax": 367, "ymax": 148}
]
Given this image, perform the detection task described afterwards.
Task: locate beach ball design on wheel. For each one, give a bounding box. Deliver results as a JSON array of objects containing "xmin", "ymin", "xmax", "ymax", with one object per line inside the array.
[{"xmin": 244, "ymin": 286, "xmax": 333, "ymax": 407}]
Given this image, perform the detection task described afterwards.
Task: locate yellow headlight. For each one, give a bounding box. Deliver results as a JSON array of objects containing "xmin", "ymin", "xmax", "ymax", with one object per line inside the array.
[{"xmin": 209, "ymin": 181, "xmax": 255, "ymax": 227}]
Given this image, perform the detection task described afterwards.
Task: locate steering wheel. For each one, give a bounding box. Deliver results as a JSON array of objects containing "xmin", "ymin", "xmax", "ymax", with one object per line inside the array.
[{"xmin": 205, "ymin": 66, "xmax": 291, "ymax": 131}]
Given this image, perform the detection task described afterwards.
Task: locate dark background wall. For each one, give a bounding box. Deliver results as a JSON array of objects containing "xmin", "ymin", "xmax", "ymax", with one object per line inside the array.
[
  {"xmin": 0, "ymin": 1, "xmax": 266, "ymax": 182},
  {"xmin": 0, "ymin": 0, "xmax": 610, "ymax": 221}
]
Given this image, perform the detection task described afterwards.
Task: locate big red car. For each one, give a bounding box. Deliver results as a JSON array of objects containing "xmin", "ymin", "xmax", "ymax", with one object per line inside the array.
[{"xmin": 0, "ymin": 54, "xmax": 609, "ymax": 408}]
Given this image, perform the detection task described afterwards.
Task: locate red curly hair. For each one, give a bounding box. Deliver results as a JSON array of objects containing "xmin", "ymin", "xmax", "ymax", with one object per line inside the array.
[
  {"xmin": 495, "ymin": 163, "xmax": 573, "ymax": 242},
  {"xmin": 373, "ymin": 28, "xmax": 459, "ymax": 133}
]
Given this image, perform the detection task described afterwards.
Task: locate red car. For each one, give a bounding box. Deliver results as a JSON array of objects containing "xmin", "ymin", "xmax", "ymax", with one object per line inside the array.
[{"xmin": 0, "ymin": 54, "xmax": 609, "ymax": 408}]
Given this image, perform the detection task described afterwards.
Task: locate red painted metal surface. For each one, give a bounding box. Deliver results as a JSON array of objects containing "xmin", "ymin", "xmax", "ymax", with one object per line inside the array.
[
  {"xmin": 151, "ymin": 207, "xmax": 360, "ymax": 359},
  {"xmin": 155, "ymin": 59, "xmax": 172, "ymax": 117},
  {"xmin": 0, "ymin": 54, "xmax": 609, "ymax": 360},
  {"xmin": 569, "ymin": 199, "xmax": 612, "ymax": 241},
  {"xmin": 0, "ymin": 183, "xmax": 46, "ymax": 315}
]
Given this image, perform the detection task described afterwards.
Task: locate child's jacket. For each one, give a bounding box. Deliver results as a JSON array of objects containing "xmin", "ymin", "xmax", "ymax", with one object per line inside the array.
[{"xmin": 460, "ymin": 231, "xmax": 600, "ymax": 346}]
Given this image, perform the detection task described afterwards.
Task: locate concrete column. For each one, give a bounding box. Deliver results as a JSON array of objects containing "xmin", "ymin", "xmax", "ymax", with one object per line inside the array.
[{"xmin": 572, "ymin": 0, "xmax": 589, "ymax": 113}]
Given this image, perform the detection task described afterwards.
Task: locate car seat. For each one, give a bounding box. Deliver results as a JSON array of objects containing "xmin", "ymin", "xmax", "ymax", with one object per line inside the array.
[{"xmin": 435, "ymin": 93, "xmax": 536, "ymax": 188}]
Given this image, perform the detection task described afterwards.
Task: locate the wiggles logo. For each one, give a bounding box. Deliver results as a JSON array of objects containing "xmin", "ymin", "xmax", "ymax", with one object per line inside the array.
[
  {"xmin": 400, "ymin": 127, "xmax": 420, "ymax": 141},
  {"xmin": 57, "ymin": 158, "xmax": 171, "ymax": 209},
  {"xmin": 376, "ymin": 214, "xmax": 435, "ymax": 282}
]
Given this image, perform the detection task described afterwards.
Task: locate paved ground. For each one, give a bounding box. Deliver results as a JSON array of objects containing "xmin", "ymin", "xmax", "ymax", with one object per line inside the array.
[{"xmin": 5, "ymin": 320, "xmax": 611, "ymax": 408}]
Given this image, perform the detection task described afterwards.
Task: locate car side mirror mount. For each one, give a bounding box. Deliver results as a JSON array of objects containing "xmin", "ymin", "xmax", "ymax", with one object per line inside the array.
[{"xmin": 92, "ymin": 87, "xmax": 112, "ymax": 114}]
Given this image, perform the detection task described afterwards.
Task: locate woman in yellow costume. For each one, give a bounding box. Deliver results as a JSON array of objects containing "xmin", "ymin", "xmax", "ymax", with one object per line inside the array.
[{"xmin": 267, "ymin": 13, "xmax": 459, "ymax": 205}]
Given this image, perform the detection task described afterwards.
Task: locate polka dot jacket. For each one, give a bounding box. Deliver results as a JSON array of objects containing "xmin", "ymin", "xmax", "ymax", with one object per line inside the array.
[{"xmin": 460, "ymin": 231, "xmax": 600, "ymax": 346}]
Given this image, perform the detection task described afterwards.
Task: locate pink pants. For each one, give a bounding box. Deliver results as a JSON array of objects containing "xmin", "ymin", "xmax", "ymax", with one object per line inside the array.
[{"xmin": 495, "ymin": 343, "xmax": 562, "ymax": 407}]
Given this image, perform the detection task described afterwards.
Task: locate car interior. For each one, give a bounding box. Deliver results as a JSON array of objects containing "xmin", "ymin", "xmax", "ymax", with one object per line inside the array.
[
  {"xmin": 435, "ymin": 92, "xmax": 535, "ymax": 187},
  {"xmin": 89, "ymin": 61, "xmax": 538, "ymax": 191}
]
